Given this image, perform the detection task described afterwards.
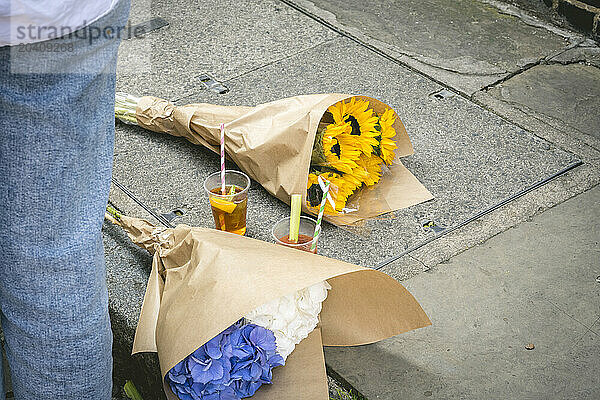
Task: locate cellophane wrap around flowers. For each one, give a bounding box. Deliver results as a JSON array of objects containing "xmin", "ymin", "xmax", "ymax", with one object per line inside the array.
[
  {"xmin": 245, "ymin": 281, "xmax": 332, "ymax": 360},
  {"xmin": 309, "ymin": 97, "xmax": 399, "ymax": 215},
  {"xmin": 166, "ymin": 322, "xmax": 284, "ymax": 400},
  {"xmin": 115, "ymin": 92, "xmax": 141, "ymax": 125}
]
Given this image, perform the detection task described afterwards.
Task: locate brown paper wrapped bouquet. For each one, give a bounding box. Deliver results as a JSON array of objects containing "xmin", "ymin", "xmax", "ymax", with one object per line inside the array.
[
  {"xmin": 105, "ymin": 210, "xmax": 430, "ymax": 400},
  {"xmin": 115, "ymin": 93, "xmax": 433, "ymax": 225}
]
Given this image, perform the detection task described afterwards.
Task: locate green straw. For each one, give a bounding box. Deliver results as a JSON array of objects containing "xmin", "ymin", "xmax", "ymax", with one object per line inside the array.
[
  {"xmin": 124, "ymin": 380, "xmax": 144, "ymax": 400},
  {"xmin": 310, "ymin": 179, "xmax": 331, "ymax": 251},
  {"xmin": 289, "ymin": 194, "xmax": 302, "ymax": 243}
]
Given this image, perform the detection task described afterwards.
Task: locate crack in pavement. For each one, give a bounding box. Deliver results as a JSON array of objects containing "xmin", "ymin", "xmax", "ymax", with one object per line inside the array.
[
  {"xmin": 222, "ymin": 37, "xmax": 341, "ymax": 84},
  {"xmin": 573, "ymin": 315, "xmax": 600, "ymax": 345},
  {"xmin": 479, "ymin": 38, "xmax": 590, "ymax": 92},
  {"xmin": 545, "ymin": 298, "xmax": 600, "ymax": 337},
  {"xmin": 277, "ymin": 0, "xmax": 588, "ymax": 97},
  {"xmin": 409, "ymin": 254, "xmax": 430, "ymax": 271}
]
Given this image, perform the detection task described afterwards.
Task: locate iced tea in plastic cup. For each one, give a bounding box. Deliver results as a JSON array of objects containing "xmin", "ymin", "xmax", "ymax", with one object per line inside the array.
[
  {"xmin": 203, "ymin": 170, "xmax": 250, "ymax": 235},
  {"xmin": 272, "ymin": 216, "xmax": 318, "ymax": 254}
]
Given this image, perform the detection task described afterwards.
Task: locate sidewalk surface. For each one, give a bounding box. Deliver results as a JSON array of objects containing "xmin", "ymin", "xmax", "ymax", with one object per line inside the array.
[
  {"xmin": 105, "ymin": 0, "xmax": 600, "ymax": 398},
  {"xmin": 325, "ymin": 185, "xmax": 600, "ymax": 399}
]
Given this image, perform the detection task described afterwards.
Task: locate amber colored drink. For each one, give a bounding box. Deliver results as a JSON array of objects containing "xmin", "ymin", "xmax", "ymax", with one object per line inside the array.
[
  {"xmin": 209, "ymin": 185, "xmax": 248, "ymax": 235},
  {"xmin": 277, "ymin": 234, "xmax": 317, "ymax": 253}
]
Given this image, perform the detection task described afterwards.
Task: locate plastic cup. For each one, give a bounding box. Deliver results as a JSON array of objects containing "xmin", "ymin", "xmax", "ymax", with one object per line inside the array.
[
  {"xmin": 272, "ymin": 216, "xmax": 318, "ymax": 253},
  {"xmin": 203, "ymin": 170, "xmax": 250, "ymax": 235}
]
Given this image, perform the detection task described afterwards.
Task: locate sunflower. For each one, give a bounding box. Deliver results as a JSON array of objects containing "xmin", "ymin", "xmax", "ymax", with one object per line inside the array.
[
  {"xmin": 322, "ymin": 126, "xmax": 361, "ymax": 174},
  {"xmin": 340, "ymin": 171, "xmax": 363, "ymax": 195},
  {"xmin": 357, "ymin": 154, "xmax": 383, "ymax": 187},
  {"xmin": 348, "ymin": 163, "xmax": 369, "ymax": 186},
  {"xmin": 379, "ymin": 108, "xmax": 396, "ymax": 128},
  {"xmin": 379, "ymin": 136, "xmax": 397, "ymax": 165},
  {"xmin": 306, "ymin": 171, "xmax": 346, "ymax": 213},
  {"xmin": 328, "ymin": 98, "xmax": 379, "ymax": 155},
  {"xmin": 376, "ymin": 109, "xmax": 398, "ymax": 164},
  {"xmin": 306, "ymin": 172, "xmax": 322, "ymax": 207},
  {"xmin": 306, "ymin": 171, "xmax": 351, "ymax": 214}
]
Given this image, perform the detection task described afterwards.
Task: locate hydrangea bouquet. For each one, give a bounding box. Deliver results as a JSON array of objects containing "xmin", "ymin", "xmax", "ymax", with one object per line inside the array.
[
  {"xmin": 107, "ymin": 214, "xmax": 431, "ymax": 400},
  {"xmin": 165, "ymin": 282, "xmax": 331, "ymax": 400},
  {"xmin": 166, "ymin": 323, "xmax": 282, "ymax": 400}
]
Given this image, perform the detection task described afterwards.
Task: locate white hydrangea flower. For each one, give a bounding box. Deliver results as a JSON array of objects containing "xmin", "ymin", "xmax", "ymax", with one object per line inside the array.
[{"xmin": 245, "ymin": 280, "xmax": 332, "ymax": 360}]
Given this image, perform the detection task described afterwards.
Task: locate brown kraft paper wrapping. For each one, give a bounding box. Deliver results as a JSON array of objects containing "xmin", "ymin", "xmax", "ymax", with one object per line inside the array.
[
  {"xmin": 115, "ymin": 216, "xmax": 431, "ymax": 399},
  {"xmin": 135, "ymin": 94, "xmax": 433, "ymax": 225}
]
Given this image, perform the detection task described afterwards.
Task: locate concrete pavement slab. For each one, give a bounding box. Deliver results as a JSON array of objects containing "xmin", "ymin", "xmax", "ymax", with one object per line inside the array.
[
  {"xmin": 116, "ymin": 0, "xmax": 338, "ymax": 99},
  {"xmin": 112, "ymin": 38, "xmax": 577, "ymax": 271},
  {"xmin": 550, "ymin": 44, "xmax": 600, "ymax": 68},
  {"xmin": 325, "ymin": 185, "xmax": 600, "ymax": 399},
  {"xmin": 564, "ymin": 331, "xmax": 600, "ymax": 398},
  {"xmin": 394, "ymin": 159, "xmax": 600, "ymax": 270},
  {"xmin": 486, "ymin": 63, "xmax": 600, "ymax": 150},
  {"xmin": 280, "ymin": 0, "xmax": 580, "ymax": 95}
]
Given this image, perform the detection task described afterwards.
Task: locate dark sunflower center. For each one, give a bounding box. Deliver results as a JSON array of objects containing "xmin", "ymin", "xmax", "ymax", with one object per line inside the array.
[
  {"xmin": 345, "ymin": 115, "xmax": 361, "ymax": 136},
  {"xmin": 307, "ymin": 183, "xmax": 322, "ymax": 207},
  {"xmin": 331, "ymin": 139, "xmax": 341, "ymax": 158}
]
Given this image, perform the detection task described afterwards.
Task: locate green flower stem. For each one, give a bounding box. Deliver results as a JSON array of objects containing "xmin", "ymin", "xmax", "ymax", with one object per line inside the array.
[
  {"xmin": 105, "ymin": 205, "xmax": 122, "ymax": 221},
  {"xmin": 310, "ymin": 125, "xmax": 328, "ymax": 166},
  {"xmin": 124, "ymin": 380, "xmax": 144, "ymax": 400},
  {"xmin": 115, "ymin": 92, "xmax": 141, "ymax": 125}
]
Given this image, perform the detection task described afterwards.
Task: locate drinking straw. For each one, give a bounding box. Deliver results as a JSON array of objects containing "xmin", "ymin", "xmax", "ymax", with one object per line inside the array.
[
  {"xmin": 310, "ymin": 177, "xmax": 331, "ymax": 251},
  {"xmin": 220, "ymin": 123, "xmax": 226, "ymax": 194},
  {"xmin": 289, "ymin": 194, "xmax": 302, "ymax": 243},
  {"xmin": 318, "ymin": 175, "xmax": 336, "ymax": 210}
]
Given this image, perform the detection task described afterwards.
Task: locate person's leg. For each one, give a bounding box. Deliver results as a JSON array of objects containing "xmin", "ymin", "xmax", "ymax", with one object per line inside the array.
[
  {"xmin": 0, "ymin": 342, "xmax": 4, "ymax": 400},
  {"xmin": 0, "ymin": 1, "xmax": 130, "ymax": 398}
]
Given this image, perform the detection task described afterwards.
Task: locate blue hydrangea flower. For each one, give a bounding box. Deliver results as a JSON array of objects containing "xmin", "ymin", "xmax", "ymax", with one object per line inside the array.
[{"xmin": 166, "ymin": 321, "xmax": 285, "ymax": 400}]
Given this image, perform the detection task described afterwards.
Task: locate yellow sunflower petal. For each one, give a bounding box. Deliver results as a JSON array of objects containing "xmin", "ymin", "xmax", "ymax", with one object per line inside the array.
[
  {"xmin": 380, "ymin": 137, "xmax": 398, "ymax": 165},
  {"xmin": 349, "ymin": 163, "xmax": 369, "ymax": 184},
  {"xmin": 327, "ymin": 101, "xmax": 347, "ymax": 124},
  {"xmin": 325, "ymin": 121, "xmax": 351, "ymax": 137},
  {"xmin": 323, "ymin": 134, "xmax": 360, "ymax": 174},
  {"xmin": 381, "ymin": 124, "xmax": 396, "ymax": 139},
  {"xmin": 357, "ymin": 154, "xmax": 383, "ymax": 186},
  {"xmin": 379, "ymin": 109, "xmax": 396, "ymax": 128},
  {"xmin": 306, "ymin": 172, "xmax": 319, "ymax": 189}
]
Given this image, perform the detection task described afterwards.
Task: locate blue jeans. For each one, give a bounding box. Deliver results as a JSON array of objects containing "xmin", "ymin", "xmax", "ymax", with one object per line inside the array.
[{"xmin": 0, "ymin": 1, "xmax": 130, "ymax": 398}]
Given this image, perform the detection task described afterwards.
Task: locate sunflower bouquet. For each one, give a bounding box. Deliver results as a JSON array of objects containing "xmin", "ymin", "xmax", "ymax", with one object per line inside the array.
[
  {"xmin": 307, "ymin": 97, "xmax": 399, "ymax": 215},
  {"xmin": 114, "ymin": 92, "xmax": 432, "ymax": 225}
]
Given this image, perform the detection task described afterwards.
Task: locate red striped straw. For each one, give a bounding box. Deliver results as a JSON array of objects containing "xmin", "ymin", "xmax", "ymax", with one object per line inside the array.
[{"xmin": 220, "ymin": 123, "xmax": 226, "ymax": 194}]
